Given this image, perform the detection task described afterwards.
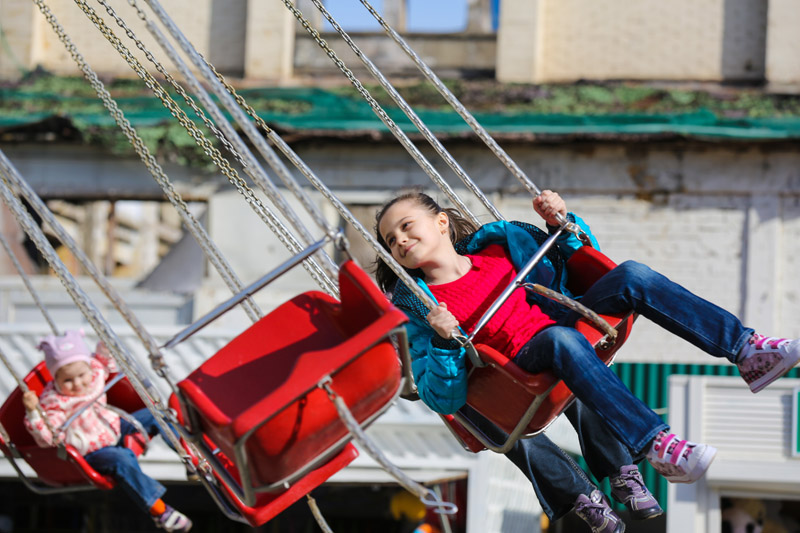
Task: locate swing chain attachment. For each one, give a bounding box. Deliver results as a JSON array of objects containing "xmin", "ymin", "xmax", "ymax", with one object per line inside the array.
[
  {"xmin": 318, "ymin": 377, "xmax": 458, "ymax": 516},
  {"xmin": 452, "ymin": 333, "xmax": 487, "ymax": 369},
  {"xmin": 522, "ymin": 283, "xmax": 618, "ymax": 350}
]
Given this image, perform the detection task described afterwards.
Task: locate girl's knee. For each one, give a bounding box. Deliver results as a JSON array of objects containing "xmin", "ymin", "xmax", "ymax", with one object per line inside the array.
[
  {"xmin": 615, "ymin": 260, "xmax": 659, "ymax": 286},
  {"xmin": 539, "ymin": 327, "xmax": 592, "ymax": 355}
]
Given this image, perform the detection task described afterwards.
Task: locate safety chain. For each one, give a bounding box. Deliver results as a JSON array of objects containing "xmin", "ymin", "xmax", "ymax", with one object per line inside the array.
[
  {"xmin": 358, "ymin": 0, "xmax": 542, "ymax": 198},
  {"xmin": 278, "ymin": 0, "xmax": 480, "ymax": 228},
  {"xmin": 320, "ymin": 378, "xmax": 458, "ymax": 515},
  {"xmin": 309, "ymin": 0, "xmax": 502, "ymax": 223},
  {"xmin": 126, "ymin": 6, "xmax": 340, "ymax": 295},
  {"xmin": 351, "ymin": 0, "xmax": 581, "ymax": 234},
  {"xmin": 30, "ymin": 0, "xmax": 261, "ymax": 323},
  {"xmin": 93, "ymin": 0, "xmax": 338, "ymax": 296},
  {"xmin": 145, "ymin": 1, "xmax": 437, "ymax": 313},
  {"xmin": 71, "ymin": 0, "xmax": 335, "ymax": 296},
  {"xmin": 305, "ymin": 494, "xmax": 334, "ymax": 533},
  {"xmin": 522, "ymin": 282, "xmax": 618, "ymax": 346},
  {"xmin": 0, "ymin": 231, "xmax": 59, "ymax": 334},
  {"xmin": 0, "ymin": 345, "xmax": 60, "ymax": 441},
  {"xmin": 0, "ymin": 162, "xmax": 188, "ymax": 466}
]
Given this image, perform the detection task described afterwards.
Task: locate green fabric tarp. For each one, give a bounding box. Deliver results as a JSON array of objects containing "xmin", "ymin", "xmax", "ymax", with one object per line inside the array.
[{"xmin": 3, "ymin": 86, "xmax": 800, "ymax": 139}]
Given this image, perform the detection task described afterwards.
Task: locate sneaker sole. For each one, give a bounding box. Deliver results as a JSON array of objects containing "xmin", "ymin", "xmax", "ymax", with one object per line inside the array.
[
  {"xmin": 748, "ymin": 350, "xmax": 800, "ymax": 393},
  {"xmin": 611, "ymin": 494, "xmax": 664, "ymax": 520},
  {"xmin": 629, "ymin": 506, "xmax": 665, "ymax": 520},
  {"xmin": 667, "ymin": 444, "xmax": 717, "ymax": 484}
]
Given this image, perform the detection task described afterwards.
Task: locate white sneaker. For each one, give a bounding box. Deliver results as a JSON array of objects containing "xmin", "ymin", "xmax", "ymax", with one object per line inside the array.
[
  {"xmin": 646, "ymin": 432, "xmax": 716, "ymax": 484},
  {"xmin": 737, "ymin": 334, "xmax": 800, "ymax": 393}
]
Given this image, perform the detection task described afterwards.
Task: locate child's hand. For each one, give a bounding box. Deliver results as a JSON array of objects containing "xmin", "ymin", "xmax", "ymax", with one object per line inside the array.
[
  {"xmin": 427, "ymin": 302, "xmax": 459, "ymax": 339},
  {"xmin": 533, "ymin": 190, "xmax": 567, "ymax": 226},
  {"xmin": 94, "ymin": 340, "xmax": 109, "ymax": 358},
  {"xmin": 22, "ymin": 391, "xmax": 39, "ymax": 412}
]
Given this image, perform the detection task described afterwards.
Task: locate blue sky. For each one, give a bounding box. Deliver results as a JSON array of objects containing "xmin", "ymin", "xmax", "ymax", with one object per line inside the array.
[{"xmin": 322, "ymin": 0, "xmax": 469, "ymax": 32}]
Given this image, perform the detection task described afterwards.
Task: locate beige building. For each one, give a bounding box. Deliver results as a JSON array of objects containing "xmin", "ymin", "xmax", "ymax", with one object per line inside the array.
[{"xmin": 2, "ymin": 0, "xmax": 799, "ymax": 87}]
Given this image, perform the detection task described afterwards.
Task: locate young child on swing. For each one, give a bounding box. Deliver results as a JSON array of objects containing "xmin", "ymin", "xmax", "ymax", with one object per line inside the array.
[
  {"xmin": 374, "ymin": 190, "xmax": 800, "ymax": 530},
  {"xmin": 22, "ymin": 329, "xmax": 193, "ymax": 533}
]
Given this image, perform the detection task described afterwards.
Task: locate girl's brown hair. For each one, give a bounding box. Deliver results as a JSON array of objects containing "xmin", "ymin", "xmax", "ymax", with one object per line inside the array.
[{"xmin": 373, "ymin": 191, "xmax": 477, "ymax": 292}]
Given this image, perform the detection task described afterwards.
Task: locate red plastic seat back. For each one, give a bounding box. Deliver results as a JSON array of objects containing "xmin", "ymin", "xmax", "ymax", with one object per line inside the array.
[
  {"xmin": 565, "ymin": 245, "xmax": 619, "ymax": 296},
  {"xmin": 176, "ymin": 259, "xmax": 406, "ymax": 491},
  {"xmin": 106, "ymin": 373, "xmax": 147, "ymax": 414},
  {"xmin": 461, "ymin": 246, "xmax": 635, "ymax": 447}
]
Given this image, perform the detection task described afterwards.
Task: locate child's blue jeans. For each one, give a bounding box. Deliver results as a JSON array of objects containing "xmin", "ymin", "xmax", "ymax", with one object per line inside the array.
[
  {"xmin": 513, "ymin": 260, "xmax": 754, "ymax": 455},
  {"xmin": 460, "ymin": 400, "xmax": 634, "ymax": 520},
  {"xmin": 84, "ymin": 408, "xmax": 171, "ymax": 512}
]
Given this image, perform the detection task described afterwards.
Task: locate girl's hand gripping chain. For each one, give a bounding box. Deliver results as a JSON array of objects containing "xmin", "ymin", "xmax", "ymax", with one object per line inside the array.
[
  {"xmin": 427, "ymin": 302, "xmax": 459, "ymax": 340},
  {"xmin": 533, "ymin": 190, "xmax": 567, "ymax": 227}
]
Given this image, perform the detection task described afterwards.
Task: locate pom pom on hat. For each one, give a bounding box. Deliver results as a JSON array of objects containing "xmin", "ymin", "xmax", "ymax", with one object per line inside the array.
[{"xmin": 39, "ymin": 329, "xmax": 92, "ymax": 377}]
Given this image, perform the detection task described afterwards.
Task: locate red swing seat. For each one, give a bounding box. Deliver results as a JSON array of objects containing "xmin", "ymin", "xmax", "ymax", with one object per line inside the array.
[
  {"xmin": 172, "ymin": 259, "xmax": 408, "ymax": 523},
  {"xmin": 169, "ymin": 393, "xmax": 359, "ymax": 527},
  {"xmin": 0, "ymin": 361, "xmax": 147, "ymax": 490},
  {"xmin": 444, "ymin": 246, "xmax": 636, "ymax": 453}
]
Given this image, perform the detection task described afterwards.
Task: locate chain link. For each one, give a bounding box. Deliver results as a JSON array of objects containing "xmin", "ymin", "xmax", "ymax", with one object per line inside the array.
[
  {"xmin": 72, "ymin": 0, "xmax": 335, "ymax": 295},
  {"xmin": 145, "ymin": 0, "xmax": 439, "ymax": 313},
  {"xmin": 0, "ymin": 158, "xmax": 188, "ymax": 463},
  {"xmin": 31, "ymin": 0, "xmax": 262, "ymax": 323},
  {"xmin": 309, "ymin": 0, "xmax": 502, "ymax": 223},
  {"xmin": 96, "ymin": 0, "xmax": 339, "ymax": 296},
  {"xmin": 0, "ymin": 231, "xmax": 59, "ymax": 334},
  {"xmin": 278, "ymin": 0, "xmax": 480, "ymax": 228},
  {"xmin": 358, "ymin": 0, "xmax": 541, "ymax": 198},
  {"xmin": 141, "ymin": 0, "xmax": 442, "ymax": 310}
]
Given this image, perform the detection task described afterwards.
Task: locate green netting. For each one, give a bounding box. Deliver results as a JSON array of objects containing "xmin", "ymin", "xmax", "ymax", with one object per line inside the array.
[{"xmin": 3, "ymin": 86, "xmax": 800, "ymax": 139}]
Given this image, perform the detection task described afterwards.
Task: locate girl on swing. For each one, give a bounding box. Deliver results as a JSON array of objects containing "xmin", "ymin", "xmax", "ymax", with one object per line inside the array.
[
  {"xmin": 374, "ymin": 190, "xmax": 800, "ymax": 531},
  {"xmin": 22, "ymin": 330, "xmax": 193, "ymax": 533}
]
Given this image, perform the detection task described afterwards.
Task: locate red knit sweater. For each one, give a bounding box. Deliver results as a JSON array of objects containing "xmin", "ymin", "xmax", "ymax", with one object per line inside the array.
[{"xmin": 428, "ymin": 244, "xmax": 555, "ymax": 358}]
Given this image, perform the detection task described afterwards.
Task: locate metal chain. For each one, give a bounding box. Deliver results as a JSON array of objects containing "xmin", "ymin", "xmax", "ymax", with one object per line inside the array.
[
  {"xmin": 30, "ymin": 0, "xmax": 261, "ymax": 323},
  {"xmin": 92, "ymin": 0, "xmax": 338, "ymax": 297},
  {"xmin": 277, "ymin": 0, "xmax": 480, "ymax": 228},
  {"xmin": 24, "ymin": 3, "xmax": 244, "ymax": 473},
  {"xmin": 138, "ymin": 0, "xmax": 439, "ymax": 312},
  {"xmin": 355, "ymin": 0, "xmax": 578, "ymax": 233},
  {"xmin": 305, "ymin": 494, "xmax": 334, "ymax": 533},
  {"xmin": 309, "ymin": 0, "xmax": 503, "ymax": 222},
  {"xmin": 0, "ymin": 345, "xmax": 59, "ymax": 439},
  {"xmin": 0, "ymin": 151, "xmax": 162, "ymax": 387},
  {"xmin": 359, "ymin": 0, "xmax": 541, "ymax": 198},
  {"xmin": 128, "ymin": 10, "xmax": 340, "ymax": 294},
  {"xmin": 101, "ymin": 0, "xmax": 339, "ymax": 296},
  {"xmin": 0, "ymin": 231, "xmax": 59, "ymax": 334},
  {"xmin": 321, "ymin": 379, "xmax": 458, "ymax": 515},
  {"xmin": 0, "ymin": 159, "xmax": 188, "ymax": 462},
  {"xmin": 136, "ymin": 0, "xmax": 341, "ymax": 279},
  {"xmin": 71, "ymin": 0, "xmax": 336, "ymax": 296}
]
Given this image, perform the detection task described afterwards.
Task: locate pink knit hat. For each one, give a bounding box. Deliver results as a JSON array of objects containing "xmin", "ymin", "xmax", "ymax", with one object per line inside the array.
[{"xmin": 38, "ymin": 329, "xmax": 92, "ymax": 377}]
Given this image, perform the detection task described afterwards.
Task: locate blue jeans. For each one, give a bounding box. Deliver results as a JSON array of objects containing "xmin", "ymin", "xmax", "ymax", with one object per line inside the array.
[
  {"xmin": 514, "ymin": 260, "xmax": 754, "ymax": 455},
  {"xmin": 84, "ymin": 408, "xmax": 171, "ymax": 512},
  {"xmin": 461, "ymin": 400, "xmax": 635, "ymax": 520},
  {"xmin": 120, "ymin": 408, "xmax": 180, "ymax": 453}
]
